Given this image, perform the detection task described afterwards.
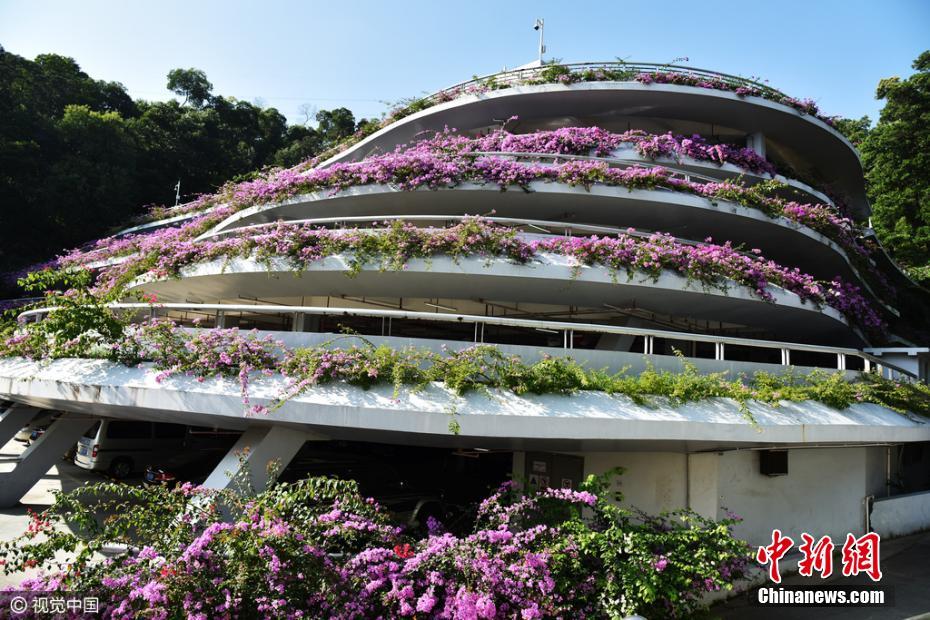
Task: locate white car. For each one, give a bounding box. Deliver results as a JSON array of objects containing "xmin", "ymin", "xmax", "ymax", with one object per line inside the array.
[{"xmin": 13, "ymin": 410, "xmax": 60, "ymax": 443}]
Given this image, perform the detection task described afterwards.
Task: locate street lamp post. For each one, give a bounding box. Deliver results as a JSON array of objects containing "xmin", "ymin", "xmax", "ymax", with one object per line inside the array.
[{"xmin": 533, "ymin": 18, "xmax": 546, "ymax": 65}]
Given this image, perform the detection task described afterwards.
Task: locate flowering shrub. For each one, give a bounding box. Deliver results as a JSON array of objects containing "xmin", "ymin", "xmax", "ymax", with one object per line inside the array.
[
  {"xmin": 291, "ymin": 63, "xmax": 838, "ymax": 170},
  {"xmin": 0, "ymin": 268, "xmax": 125, "ymax": 360},
  {"xmin": 44, "ymin": 122, "xmax": 886, "ymax": 307},
  {"xmin": 7, "ymin": 300, "xmax": 927, "ymax": 423},
  {"xmin": 49, "ymin": 219, "xmax": 883, "ymax": 331},
  {"xmin": 176, "ymin": 150, "xmax": 848, "ymax": 242},
  {"xmin": 0, "ymin": 468, "xmax": 753, "ymax": 619},
  {"xmin": 406, "ymin": 126, "xmax": 778, "ymax": 177},
  {"xmin": 518, "ymin": 65, "xmax": 826, "ymax": 120},
  {"xmin": 113, "ymin": 318, "xmax": 281, "ymax": 409},
  {"xmin": 106, "ymin": 141, "xmax": 869, "ymax": 268}
]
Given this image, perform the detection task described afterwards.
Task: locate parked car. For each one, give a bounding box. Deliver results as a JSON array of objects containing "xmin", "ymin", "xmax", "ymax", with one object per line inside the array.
[
  {"xmin": 143, "ymin": 429, "xmax": 240, "ymax": 487},
  {"xmin": 75, "ymin": 420, "xmax": 235, "ymax": 479},
  {"xmin": 143, "ymin": 466, "xmax": 181, "ymax": 487},
  {"xmin": 13, "ymin": 410, "xmax": 59, "ymax": 443}
]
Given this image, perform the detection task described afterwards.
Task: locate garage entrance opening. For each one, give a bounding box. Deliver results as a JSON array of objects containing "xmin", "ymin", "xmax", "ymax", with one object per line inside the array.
[{"xmin": 280, "ymin": 440, "xmax": 513, "ymax": 534}]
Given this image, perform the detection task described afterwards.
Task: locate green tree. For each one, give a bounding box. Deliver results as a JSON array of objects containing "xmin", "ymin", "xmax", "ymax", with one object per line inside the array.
[
  {"xmin": 0, "ymin": 51, "xmax": 327, "ymax": 282},
  {"xmin": 41, "ymin": 105, "xmax": 139, "ymax": 246},
  {"xmin": 273, "ymin": 124, "xmax": 323, "ymax": 167},
  {"xmin": 859, "ymin": 51, "xmax": 930, "ymax": 281},
  {"xmin": 0, "ymin": 47, "xmax": 139, "ymax": 275},
  {"xmin": 834, "ymin": 115, "xmax": 871, "ymax": 148},
  {"xmin": 166, "ymin": 67, "xmax": 213, "ymax": 108},
  {"xmin": 0, "ymin": 48, "xmax": 419, "ymax": 288},
  {"xmin": 315, "ymin": 107, "xmax": 358, "ymax": 145}
]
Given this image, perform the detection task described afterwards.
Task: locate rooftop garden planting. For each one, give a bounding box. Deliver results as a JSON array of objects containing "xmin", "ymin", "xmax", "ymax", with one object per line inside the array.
[
  {"xmin": 0, "ymin": 470, "xmax": 751, "ymax": 618},
  {"xmin": 47, "ymin": 219, "xmax": 884, "ymax": 332},
  {"xmin": 42, "ymin": 122, "xmax": 893, "ymax": 310},
  {"xmin": 297, "ymin": 61, "xmax": 840, "ymax": 169},
  {"xmin": 56, "ymin": 128, "xmax": 880, "ymax": 288},
  {"xmin": 140, "ymin": 129, "xmax": 858, "ymax": 255},
  {"xmin": 460, "ymin": 126, "xmax": 779, "ymax": 176},
  {"xmin": 2, "ymin": 275, "xmax": 925, "ymax": 425}
]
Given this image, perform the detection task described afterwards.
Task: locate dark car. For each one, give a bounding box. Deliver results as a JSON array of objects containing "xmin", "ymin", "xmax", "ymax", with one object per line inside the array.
[{"xmin": 137, "ymin": 426, "xmax": 240, "ymax": 484}]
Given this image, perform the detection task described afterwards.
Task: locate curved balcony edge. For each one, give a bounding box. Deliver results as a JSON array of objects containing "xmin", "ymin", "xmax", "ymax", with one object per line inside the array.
[
  {"xmin": 0, "ymin": 358, "xmax": 925, "ymax": 451},
  {"xmin": 201, "ymin": 182, "xmax": 870, "ymax": 291},
  {"xmin": 125, "ymin": 253, "xmax": 863, "ymax": 346},
  {"xmin": 601, "ymin": 147, "xmax": 833, "ymax": 206},
  {"xmin": 320, "ymin": 82, "xmax": 867, "ymax": 218}
]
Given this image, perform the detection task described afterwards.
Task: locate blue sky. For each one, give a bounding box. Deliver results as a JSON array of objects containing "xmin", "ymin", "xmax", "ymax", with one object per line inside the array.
[{"xmin": 1, "ymin": 0, "xmax": 927, "ymax": 125}]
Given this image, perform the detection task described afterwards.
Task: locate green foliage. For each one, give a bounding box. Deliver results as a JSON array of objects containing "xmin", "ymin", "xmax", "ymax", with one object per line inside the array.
[
  {"xmin": 270, "ymin": 342, "xmax": 930, "ymax": 422},
  {"xmin": 0, "ymin": 46, "xmax": 363, "ymax": 283},
  {"xmin": 0, "ymin": 268, "xmax": 126, "ymax": 359},
  {"xmin": 538, "ymin": 63, "xmax": 572, "ymax": 83},
  {"xmin": 574, "ymin": 471, "xmax": 750, "ymax": 618},
  {"xmin": 834, "ymin": 115, "xmax": 872, "ymax": 147},
  {"xmin": 857, "ymin": 50, "xmax": 930, "ymax": 283},
  {"xmin": 166, "ymin": 67, "xmax": 214, "ymax": 108}
]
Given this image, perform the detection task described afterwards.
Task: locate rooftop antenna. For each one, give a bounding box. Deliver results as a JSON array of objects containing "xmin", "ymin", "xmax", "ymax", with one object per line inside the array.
[
  {"xmin": 174, "ymin": 180, "xmax": 181, "ymax": 207},
  {"xmin": 533, "ymin": 18, "xmax": 546, "ymax": 65}
]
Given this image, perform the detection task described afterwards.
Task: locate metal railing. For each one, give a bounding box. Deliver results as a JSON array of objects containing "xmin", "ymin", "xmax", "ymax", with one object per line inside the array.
[
  {"xmin": 428, "ymin": 61, "xmax": 784, "ymax": 105},
  {"xmin": 17, "ymin": 302, "xmax": 918, "ymax": 381}
]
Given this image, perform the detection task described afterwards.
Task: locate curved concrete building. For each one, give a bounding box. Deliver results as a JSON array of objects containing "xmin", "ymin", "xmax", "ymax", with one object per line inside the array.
[{"xmin": 2, "ymin": 61, "xmax": 929, "ymax": 546}]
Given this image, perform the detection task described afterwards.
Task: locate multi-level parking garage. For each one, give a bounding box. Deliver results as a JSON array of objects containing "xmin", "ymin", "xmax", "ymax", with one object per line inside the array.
[{"xmin": 2, "ymin": 62, "xmax": 929, "ymax": 544}]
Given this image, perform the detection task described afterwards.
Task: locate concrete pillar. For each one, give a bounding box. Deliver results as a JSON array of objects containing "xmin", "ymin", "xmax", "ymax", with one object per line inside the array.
[
  {"xmin": 687, "ymin": 452, "xmax": 720, "ymax": 520},
  {"xmin": 746, "ymin": 132, "xmax": 766, "ymax": 159},
  {"xmin": 0, "ymin": 404, "xmax": 41, "ymax": 445},
  {"xmin": 512, "ymin": 450, "xmax": 526, "ymax": 481},
  {"xmin": 201, "ymin": 425, "xmax": 326, "ymax": 495},
  {"xmin": 0, "ymin": 412, "xmax": 96, "ymax": 508},
  {"xmin": 595, "ymin": 316, "xmax": 641, "ymax": 352}
]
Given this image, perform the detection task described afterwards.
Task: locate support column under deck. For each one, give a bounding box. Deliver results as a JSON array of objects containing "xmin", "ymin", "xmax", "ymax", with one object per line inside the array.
[
  {"xmin": 746, "ymin": 131, "xmax": 766, "ymax": 158},
  {"xmin": 0, "ymin": 412, "xmax": 96, "ymax": 508},
  {"xmin": 201, "ymin": 425, "xmax": 326, "ymax": 495},
  {"xmin": 0, "ymin": 403, "xmax": 41, "ymax": 446}
]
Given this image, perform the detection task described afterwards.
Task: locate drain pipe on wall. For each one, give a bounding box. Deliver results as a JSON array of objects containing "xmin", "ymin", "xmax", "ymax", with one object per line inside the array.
[
  {"xmin": 863, "ymin": 495, "xmax": 873, "ymax": 533},
  {"xmin": 886, "ymin": 446, "xmax": 892, "ymax": 497},
  {"xmin": 685, "ymin": 452, "xmax": 690, "ymax": 511}
]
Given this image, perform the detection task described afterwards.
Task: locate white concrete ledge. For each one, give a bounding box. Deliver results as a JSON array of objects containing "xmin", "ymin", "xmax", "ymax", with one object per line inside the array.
[
  {"xmin": 129, "ymin": 251, "xmax": 861, "ymax": 346},
  {"xmin": 202, "ymin": 182, "xmax": 863, "ymax": 286},
  {"xmin": 0, "ymin": 357, "xmax": 926, "ymax": 452},
  {"xmin": 320, "ymin": 82, "xmax": 867, "ymax": 217},
  {"xmin": 872, "ymin": 490, "xmax": 930, "ymax": 538}
]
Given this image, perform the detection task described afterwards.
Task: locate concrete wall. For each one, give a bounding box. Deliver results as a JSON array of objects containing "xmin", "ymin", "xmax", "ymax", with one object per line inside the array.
[
  {"xmin": 865, "ymin": 446, "xmax": 889, "ymax": 498},
  {"xmin": 576, "ymin": 446, "xmax": 894, "ymax": 548},
  {"xmin": 716, "ymin": 448, "xmax": 871, "ymax": 546},
  {"xmin": 578, "ymin": 452, "xmax": 687, "ymax": 515},
  {"xmin": 687, "ymin": 452, "xmax": 719, "ymax": 520},
  {"xmin": 871, "ymin": 490, "xmax": 930, "ymax": 538}
]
